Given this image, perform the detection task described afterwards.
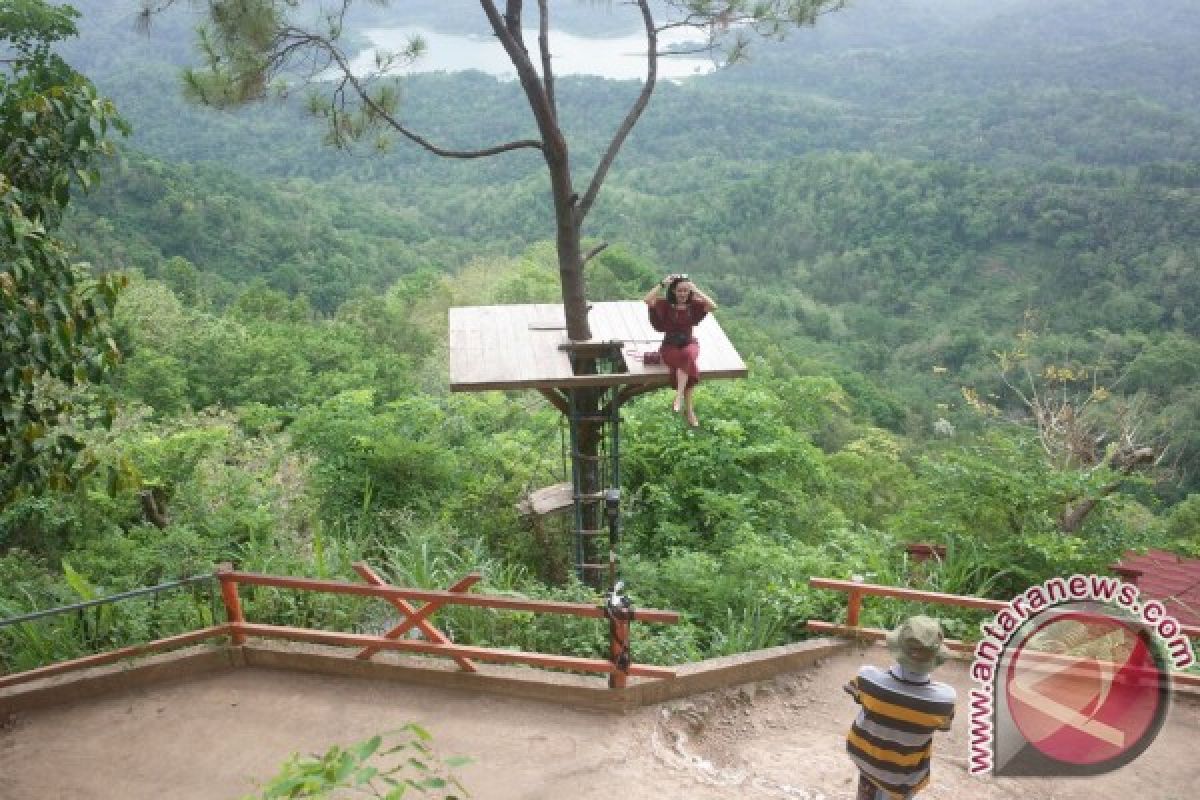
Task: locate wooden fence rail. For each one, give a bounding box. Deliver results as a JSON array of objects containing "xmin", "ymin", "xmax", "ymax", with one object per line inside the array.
[
  {"xmin": 217, "ymin": 564, "xmax": 681, "ymax": 687},
  {"xmin": 0, "ymin": 627, "xmax": 230, "ymax": 691},
  {"xmin": 1, "ymin": 564, "xmax": 680, "ymax": 691},
  {"xmin": 807, "ymin": 576, "xmax": 1200, "ymax": 688}
]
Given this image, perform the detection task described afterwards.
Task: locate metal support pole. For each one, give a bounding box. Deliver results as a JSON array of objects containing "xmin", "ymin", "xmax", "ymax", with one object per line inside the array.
[
  {"xmin": 565, "ymin": 390, "xmax": 585, "ymax": 581},
  {"xmin": 605, "ymin": 488, "xmax": 620, "ymax": 592},
  {"xmin": 608, "ymin": 385, "xmax": 622, "ymax": 592}
]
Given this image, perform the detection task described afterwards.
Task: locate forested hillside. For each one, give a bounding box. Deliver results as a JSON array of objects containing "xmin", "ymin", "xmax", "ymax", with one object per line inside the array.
[{"xmin": 3, "ymin": 0, "xmax": 1198, "ymax": 673}]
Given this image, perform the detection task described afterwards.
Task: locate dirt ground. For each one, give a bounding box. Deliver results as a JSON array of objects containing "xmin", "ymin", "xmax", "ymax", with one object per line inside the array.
[{"xmin": 1, "ymin": 644, "xmax": 1197, "ymax": 800}]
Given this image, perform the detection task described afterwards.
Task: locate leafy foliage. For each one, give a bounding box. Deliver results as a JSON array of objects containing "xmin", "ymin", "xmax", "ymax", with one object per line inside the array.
[
  {"xmin": 1, "ymin": 0, "xmax": 128, "ymax": 500},
  {"xmin": 244, "ymin": 725, "xmax": 469, "ymax": 800}
]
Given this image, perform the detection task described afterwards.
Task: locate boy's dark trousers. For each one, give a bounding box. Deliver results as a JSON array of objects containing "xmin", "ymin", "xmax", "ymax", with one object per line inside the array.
[{"xmin": 856, "ymin": 774, "xmax": 886, "ymax": 800}]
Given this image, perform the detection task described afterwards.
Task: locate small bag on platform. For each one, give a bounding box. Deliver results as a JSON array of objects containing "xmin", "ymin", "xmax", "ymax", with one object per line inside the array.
[
  {"xmin": 662, "ymin": 332, "xmax": 692, "ymax": 348},
  {"xmin": 642, "ymin": 351, "xmax": 662, "ymax": 365}
]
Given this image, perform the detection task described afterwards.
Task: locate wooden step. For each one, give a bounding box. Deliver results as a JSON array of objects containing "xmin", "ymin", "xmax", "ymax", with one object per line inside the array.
[
  {"xmin": 575, "ymin": 491, "xmax": 618, "ymax": 501},
  {"xmin": 516, "ymin": 483, "xmax": 573, "ymax": 516}
]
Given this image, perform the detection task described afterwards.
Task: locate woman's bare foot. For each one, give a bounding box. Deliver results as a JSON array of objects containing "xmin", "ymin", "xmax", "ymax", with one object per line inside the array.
[
  {"xmin": 672, "ymin": 395, "xmax": 682, "ymax": 413},
  {"xmin": 686, "ymin": 410, "xmax": 699, "ymax": 427}
]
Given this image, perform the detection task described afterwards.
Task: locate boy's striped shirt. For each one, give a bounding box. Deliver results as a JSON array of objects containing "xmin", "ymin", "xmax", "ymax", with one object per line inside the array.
[{"xmin": 845, "ymin": 665, "xmax": 956, "ymax": 799}]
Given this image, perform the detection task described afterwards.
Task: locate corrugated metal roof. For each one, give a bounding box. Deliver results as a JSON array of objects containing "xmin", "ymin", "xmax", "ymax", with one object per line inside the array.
[{"xmin": 1111, "ymin": 549, "xmax": 1200, "ymax": 628}]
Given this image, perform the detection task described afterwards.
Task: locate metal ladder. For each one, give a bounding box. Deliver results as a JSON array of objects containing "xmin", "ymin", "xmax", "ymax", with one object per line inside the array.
[{"xmin": 565, "ymin": 385, "xmax": 621, "ymax": 588}]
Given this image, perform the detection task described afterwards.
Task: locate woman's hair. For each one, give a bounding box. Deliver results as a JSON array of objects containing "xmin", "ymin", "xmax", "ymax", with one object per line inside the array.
[{"xmin": 666, "ymin": 276, "xmax": 692, "ymax": 305}]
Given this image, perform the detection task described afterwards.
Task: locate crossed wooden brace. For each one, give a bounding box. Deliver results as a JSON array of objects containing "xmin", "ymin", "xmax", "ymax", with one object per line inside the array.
[{"xmin": 352, "ymin": 562, "xmax": 480, "ymax": 672}]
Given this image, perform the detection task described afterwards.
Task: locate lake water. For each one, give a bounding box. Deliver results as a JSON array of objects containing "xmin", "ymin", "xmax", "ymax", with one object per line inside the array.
[{"xmin": 351, "ymin": 26, "xmax": 717, "ymax": 81}]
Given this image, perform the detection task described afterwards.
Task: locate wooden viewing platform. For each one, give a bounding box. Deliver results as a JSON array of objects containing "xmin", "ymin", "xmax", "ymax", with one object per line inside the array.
[{"xmin": 449, "ymin": 301, "xmax": 747, "ymax": 392}]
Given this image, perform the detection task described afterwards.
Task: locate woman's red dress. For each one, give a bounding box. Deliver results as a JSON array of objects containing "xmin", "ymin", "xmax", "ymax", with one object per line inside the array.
[{"xmin": 650, "ymin": 297, "xmax": 708, "ymax": 389}]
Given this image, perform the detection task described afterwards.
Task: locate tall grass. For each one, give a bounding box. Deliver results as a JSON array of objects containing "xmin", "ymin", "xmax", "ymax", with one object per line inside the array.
[
  {"xmin": 0, "ymin": 577, "xmax": 221, "ymax": 674},
  {"xmin": 710, "ymin": 602, "xmax": 787, "ymax": 656}
]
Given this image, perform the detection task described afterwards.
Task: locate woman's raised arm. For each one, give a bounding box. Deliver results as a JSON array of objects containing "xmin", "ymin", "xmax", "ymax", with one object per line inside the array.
[
  {"xmin": 643, "ymin": 279, "xmax": 665, "ymax": 306},
  {"xmin": 691, "ymin": 286, "xmax": 718, "ymax": 312}
]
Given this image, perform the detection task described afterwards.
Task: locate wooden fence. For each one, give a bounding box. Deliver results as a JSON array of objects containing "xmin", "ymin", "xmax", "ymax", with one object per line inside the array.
[
  {"xmin": 0, "ymin": 562, "xmax": 680, "ymax": 691},
  {"xmin": 807, "ymin": 576, "xmax": 1200, "ymax": 688}
]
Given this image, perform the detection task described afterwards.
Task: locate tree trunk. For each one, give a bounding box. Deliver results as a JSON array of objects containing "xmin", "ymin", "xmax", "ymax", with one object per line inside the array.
[
  {"xmin": 139, "ymin": 488, "xmax": 169, "ymax": 529},
  {"xmin": 544, "ymin": 138, "xmax": 590, "ymax": 341},
  {"xmin": 1059, "ymin": 480, "xmax": 1123, "ymax": 534},
  {"xmin": 1058, "ymin": 448, "xmax": 1157, "ymax": 534},
  {"xmin": 479, "ymin": 1, "xmax": 592, "ymax": 342},
  {"xmin": 1059, "ymin": 497, "xmax": 1100, "ymax": 534}
]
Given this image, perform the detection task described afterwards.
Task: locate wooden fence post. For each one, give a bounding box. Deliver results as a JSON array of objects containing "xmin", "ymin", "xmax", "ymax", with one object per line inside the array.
[
  {"xmin": 847, "ymin": 576, "xmax": 864, "ymax": 628},
  {"xmin": 217, "ymin": 563, "xmax": 246, "ymax": 646},
  {"xmin": 608, "ymin": 615, "xmax": 630, "ymax": 689}
]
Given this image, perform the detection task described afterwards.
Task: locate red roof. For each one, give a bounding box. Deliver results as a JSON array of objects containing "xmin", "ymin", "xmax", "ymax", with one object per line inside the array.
[{"xmin": 1111, "ymin": 549, "xmax": 1200, "ymax": 629}]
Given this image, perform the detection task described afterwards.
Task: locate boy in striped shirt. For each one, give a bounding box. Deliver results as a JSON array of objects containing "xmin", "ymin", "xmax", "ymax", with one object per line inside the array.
[{"xmin": 844, "ymin": 615, "xmax": 957, "ymax": 800}]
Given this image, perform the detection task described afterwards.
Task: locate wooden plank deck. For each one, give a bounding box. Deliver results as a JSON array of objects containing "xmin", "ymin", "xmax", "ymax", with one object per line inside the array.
[{"xmin": 448, "ymin": 302, "xmax": 748, "ymax": 392}]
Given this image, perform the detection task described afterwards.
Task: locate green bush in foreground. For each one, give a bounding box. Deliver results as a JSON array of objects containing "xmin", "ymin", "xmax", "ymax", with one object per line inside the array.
[{"xmin": 244, "ymin": 725, "xmax": 469, "ymax": 800}]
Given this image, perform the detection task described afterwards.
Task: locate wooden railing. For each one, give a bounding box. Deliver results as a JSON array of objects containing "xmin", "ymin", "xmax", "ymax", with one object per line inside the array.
[
  {"xmin": 0, "ymin": 564, "xmax": 680, "ymax": 691},
  {"xmin": 0, "ymin": 626, "xmax": 231, "ymax": 690},
  {"xmin": 806, "ymin": 577, "xmax": 1006, "ymax": 651},
  {"xmin": 217, "ymin": 564, "xmax": 679, "ymax": 688},
  {"xmin": 807, "ymin": 576, "xmax": 1200, "ymax": 687}
]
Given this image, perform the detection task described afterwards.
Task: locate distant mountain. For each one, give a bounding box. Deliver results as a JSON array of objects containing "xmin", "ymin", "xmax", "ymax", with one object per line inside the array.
[
  {"xmin": 955, "ymin": 0, "xmax": 1198, "ymax": 51},
  {"xmin": 714, "ymin": 0, "xmax": 1200, "ymax": 112}
]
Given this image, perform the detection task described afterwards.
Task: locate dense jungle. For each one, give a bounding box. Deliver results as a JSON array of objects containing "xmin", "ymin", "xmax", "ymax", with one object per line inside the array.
[{"xmin": 3, "ymin": 0, "xmax": 1199, "ymax": 672}]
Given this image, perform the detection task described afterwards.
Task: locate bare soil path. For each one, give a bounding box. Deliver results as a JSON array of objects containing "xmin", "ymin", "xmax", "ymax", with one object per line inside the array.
[{"xmin": 1, "ymin": 644, "xmax": 1196, "ymax": 799}]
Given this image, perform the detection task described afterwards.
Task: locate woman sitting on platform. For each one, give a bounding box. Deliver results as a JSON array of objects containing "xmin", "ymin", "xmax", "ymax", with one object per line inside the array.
[{"xmin": 643, "ymin": 273, "xmax": 718, "ymax": 427}]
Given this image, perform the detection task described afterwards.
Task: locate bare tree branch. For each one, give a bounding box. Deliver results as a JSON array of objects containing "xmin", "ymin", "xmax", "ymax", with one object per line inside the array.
[
  {"xmin": 140, "ymin": 2, "xmax": 542, "ymax": 158},
  {"xmin": 296, "ymin": 29, "xmax": 543, "ymax": 159},
  {"xmin": 655, "ymin": 17, "xmax": 716, "ymax": 34},
  {"xmin": 575, "ymin": 0, "xmax": 657, "ymax": 224},
  {"xmin": 653, "ymin": 45, "xmax": 718, "ymax": 56},
  {"xmin": 995, "ymin": 337, "xmax": 1168, "ymax": 533},
  {"xmin": 537, "ymin": 0, "xmax": 556, "ymax": 121},
  {"xmin": 581, "ymin": 242, "xmax": 609, "ymax": 266},
  {"xmin": 480, "ymin": 0, "xmax": 559, "ymax": 151},
  {"xmin": 503, "ymin": 0, "xmax": 526, "ymax": 51},
  {"xmin": 134, "ymin": 0, "xmax": 178, "ymax": 34}
]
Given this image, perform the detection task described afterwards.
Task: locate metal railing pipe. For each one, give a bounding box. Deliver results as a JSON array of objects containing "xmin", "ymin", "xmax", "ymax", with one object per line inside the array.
[{"xmin": 0, "ymin": 574, "xmax": 216, "ymax": 630}]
